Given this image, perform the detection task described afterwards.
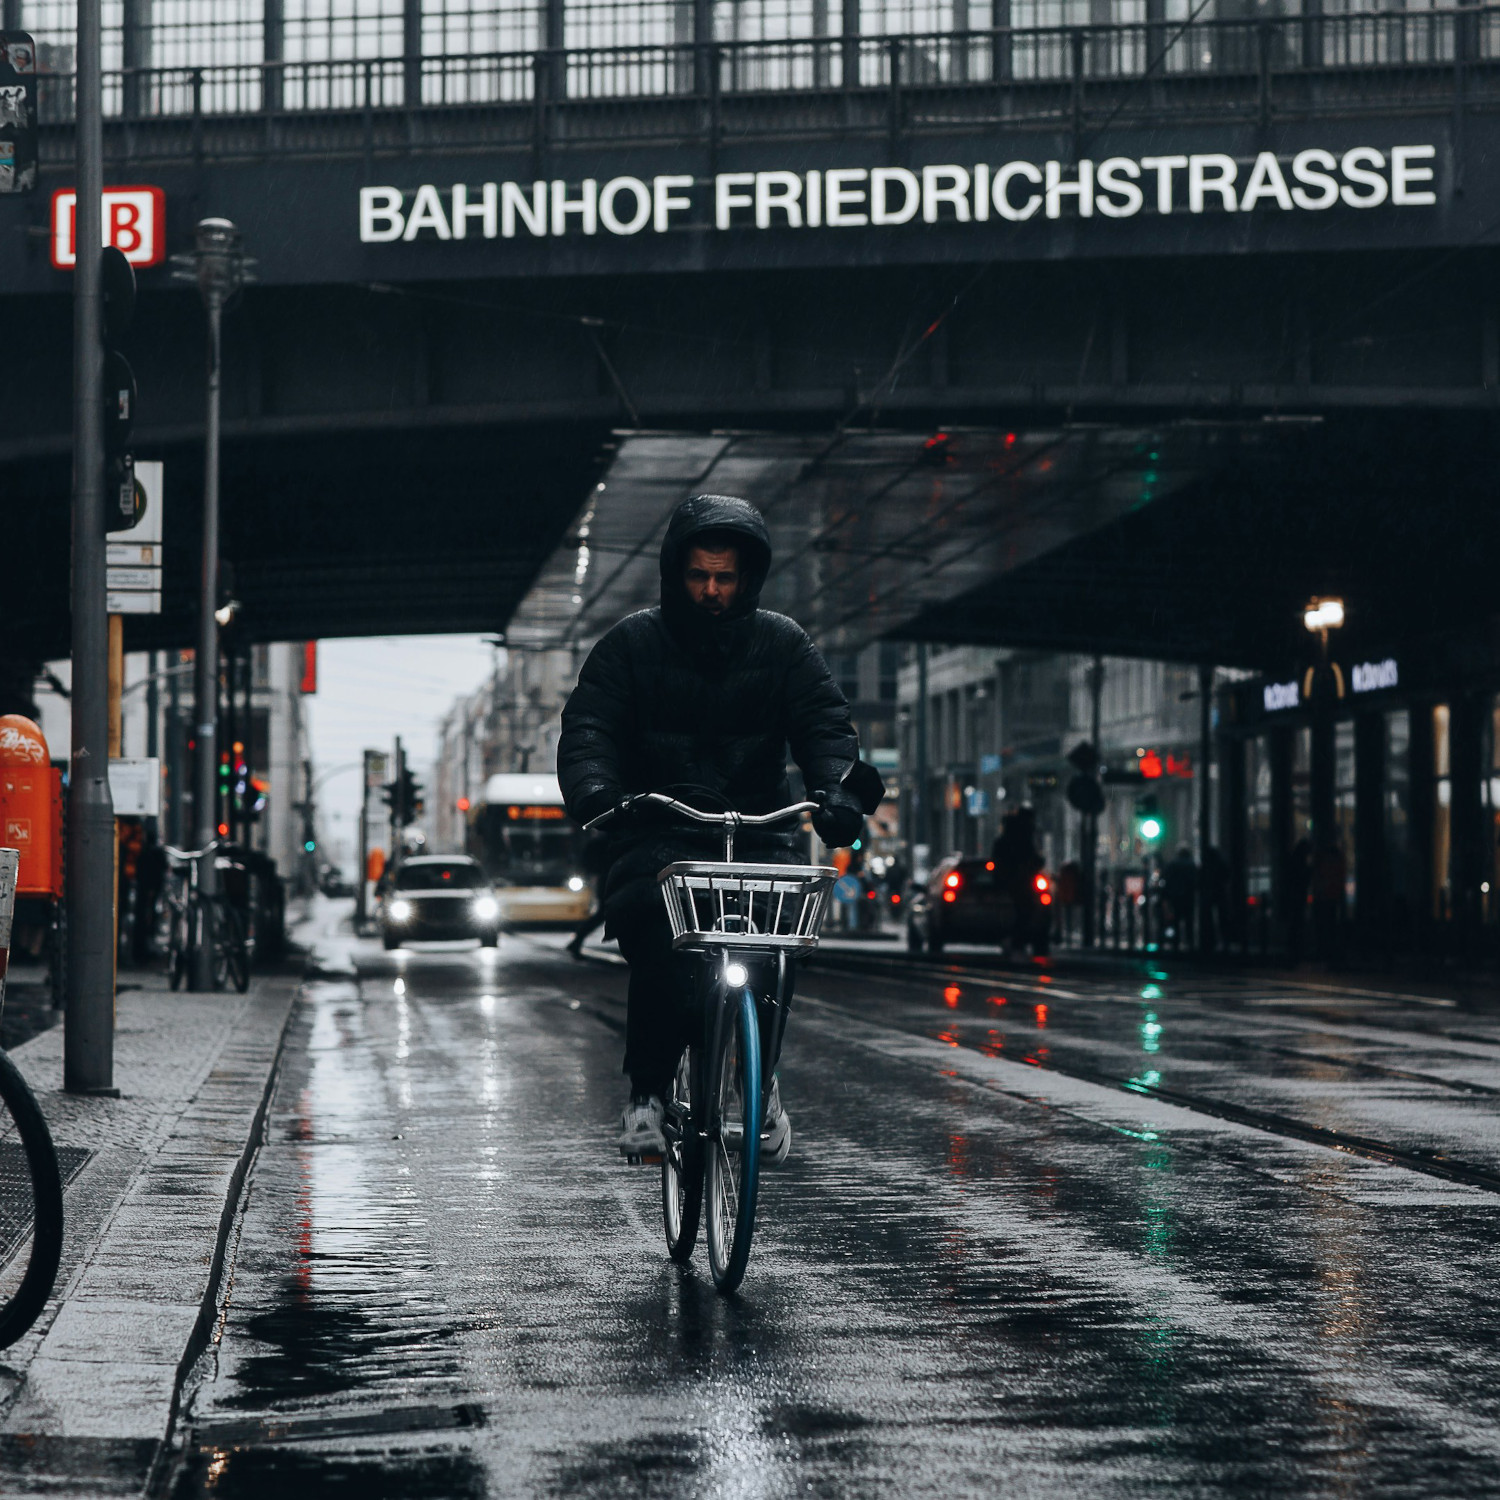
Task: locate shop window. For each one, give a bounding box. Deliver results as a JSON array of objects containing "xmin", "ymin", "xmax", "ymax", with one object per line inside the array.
[
  {"xmin": 1384, "ymin": 710, "xmax": 1410, "ymax": 916},
  {"xmin": 1335, "ymin": 719, "xmax": 1356, "ymax": 912},
  {"xmin": 1291, "ymin": 726, "xmax": 1313, "ymax": 848},
  {"xmin": 1246, "ymin": 734, "xmax": 1272, "ymax": 899},
  {"xmin": 1433, "ymin": 703, "xmax": 1451, "ymax": 921}
]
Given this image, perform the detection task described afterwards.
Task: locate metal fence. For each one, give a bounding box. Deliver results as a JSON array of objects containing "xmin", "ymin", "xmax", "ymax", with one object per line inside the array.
[{"xmin": 29, "ymin": 6, "xmax": 1500, "ymax": 124}]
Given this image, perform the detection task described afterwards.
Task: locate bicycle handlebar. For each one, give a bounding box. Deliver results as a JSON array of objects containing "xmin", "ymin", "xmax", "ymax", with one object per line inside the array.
[{"xmin": 584, "ymin": 793, "xmax": 819, "ymax": 833}]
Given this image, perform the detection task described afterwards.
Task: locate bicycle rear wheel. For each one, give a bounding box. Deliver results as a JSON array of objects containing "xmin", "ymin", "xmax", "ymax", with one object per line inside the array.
[
  {"xmin": 0, "ymin": 1050, "xmax": 64, "ymax": 1348},
  {"xmin": 661, "ymin": 1047, "xmax": 702, "ymax": 1263},
  {"xmin": 220, "ymin": 905, "xmax": 250, "ymax": 994},
  {"xmin": 705, "ymin": 987, "xmax": 762, "ymax": 1294}
]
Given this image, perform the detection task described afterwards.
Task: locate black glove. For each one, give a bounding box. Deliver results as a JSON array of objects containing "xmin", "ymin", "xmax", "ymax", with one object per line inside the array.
[{"xmin": 812, "ymin": 787, "xmax": 864, "ymax": 848}]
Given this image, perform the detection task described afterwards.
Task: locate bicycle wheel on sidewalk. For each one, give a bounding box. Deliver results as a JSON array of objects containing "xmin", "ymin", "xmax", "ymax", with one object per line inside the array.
[
  {"xmin": 705, "ymin": 986, "xmax": 762, "ymax": 1294},
  {"xmin": 0, "ymin": 1049, "xmax": 64, "ymax": 1347},
  {"xmin": 0, "ymin": 849, "xmax": 64, "ymax": 1347}
]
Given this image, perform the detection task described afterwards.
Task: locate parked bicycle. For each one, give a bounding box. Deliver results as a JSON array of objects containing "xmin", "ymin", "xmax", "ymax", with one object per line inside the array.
[
  {"xmin": 585, "ymin": 794, "xmax": 835, "ymax": 1293},
  {"xmin": 0, "ymin": 849, "xmax": 65, "ymax": 1346},
  {"xmin": 164, "ymin": 843, "xmax": 250, "ymax": 994}
]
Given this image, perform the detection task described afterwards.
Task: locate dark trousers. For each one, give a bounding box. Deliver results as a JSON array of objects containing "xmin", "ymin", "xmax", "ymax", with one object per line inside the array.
[{"xmin": 609, "ymin": 878, "xmax": 795, "ymax": 1099}]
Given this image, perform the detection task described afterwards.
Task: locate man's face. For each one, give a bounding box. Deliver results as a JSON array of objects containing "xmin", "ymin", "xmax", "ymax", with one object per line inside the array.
[{"xmin": 683, "ymin": 544, "xmax": 741, "ymax": 615}]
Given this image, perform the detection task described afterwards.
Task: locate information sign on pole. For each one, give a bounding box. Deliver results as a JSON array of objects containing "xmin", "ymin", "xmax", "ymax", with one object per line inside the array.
[{"xmin": 104, "ymin": 459, "xmax": 163, "ymax": 614}]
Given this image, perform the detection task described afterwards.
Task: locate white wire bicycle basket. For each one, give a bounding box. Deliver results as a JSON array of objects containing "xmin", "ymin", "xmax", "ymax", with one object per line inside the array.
[{"xmin": 657, "ymin": 862, "xmax": 837, "ymax": 951}]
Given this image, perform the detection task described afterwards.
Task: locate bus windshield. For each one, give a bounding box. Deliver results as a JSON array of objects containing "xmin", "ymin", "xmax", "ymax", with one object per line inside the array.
[{"xmin": 473, "ymin": 805, "xmax": 581, "ymax": 887}]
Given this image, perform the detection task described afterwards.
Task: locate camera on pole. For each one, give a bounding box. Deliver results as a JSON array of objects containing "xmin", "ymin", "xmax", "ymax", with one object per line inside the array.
[{"xmin": 101, "ymin": 245, "xmax": 140, "ymax": 532}]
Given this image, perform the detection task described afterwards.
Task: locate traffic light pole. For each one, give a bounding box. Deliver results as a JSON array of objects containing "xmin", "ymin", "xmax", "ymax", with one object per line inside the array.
[
  {"xmin": 65, "ymin": 0, "xmax": 117, "ymax": 1095},
  {"xmin": 190, "ymin": 279, "xmax": 223, "ymax": 991}
]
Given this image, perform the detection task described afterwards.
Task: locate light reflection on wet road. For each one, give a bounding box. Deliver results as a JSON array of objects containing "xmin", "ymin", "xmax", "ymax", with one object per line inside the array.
[{"xmin": 170, "ymin": 920, "xmax": 1500, "ymax": 1497}]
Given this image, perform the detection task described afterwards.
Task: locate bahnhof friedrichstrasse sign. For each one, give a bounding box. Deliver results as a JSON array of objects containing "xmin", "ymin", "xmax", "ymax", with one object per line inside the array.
[{"xmin": 360, "ymin": 146, "xmax": 1437, "ymax": 243}]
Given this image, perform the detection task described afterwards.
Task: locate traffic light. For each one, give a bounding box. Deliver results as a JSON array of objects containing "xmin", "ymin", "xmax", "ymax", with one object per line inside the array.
[
  {"xmin": 382, "ymin": 768, "xmax": 424, "ymax": 827},
  {"xmin": 1135, "ymin": 794, "xmax": 1164, "ymax": 847},
  {"xmin": 101, "ymin": 246, "xmax": 141, "ymax": 532},
  {"xmin": 401, "ymin": 767, "xmax": 423, "ymax": 824}
]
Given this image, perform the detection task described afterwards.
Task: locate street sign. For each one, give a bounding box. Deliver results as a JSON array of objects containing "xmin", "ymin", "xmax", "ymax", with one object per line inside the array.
[
  {"xmin": 51, "ymin": 185, "xmax": 166, "ymax": 268},
  {"xmin": 107, "ymin": 758, "xmax": 161, "ymax": 817},
  {"xmin": 107, "ymin": 591, "xmax": 161, "ymax": 615},
  {"xmin": 0, "ymin": 33, "xmax": 38, "ymax": 195},
  {"xmin": 105, "ymin": 459, "xmax": 163, "ymax": 615}
]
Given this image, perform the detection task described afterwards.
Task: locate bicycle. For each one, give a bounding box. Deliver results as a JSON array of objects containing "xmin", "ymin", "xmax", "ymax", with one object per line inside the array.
[
  {"xmin": 586, "ymin": 794, "xmax": 835, "ymax": 1294},
  {"xmin": 164, "ymin": 844, "xmax": 250, "ymax": 994},
  {"xmin": 0, "ymin": 848, "xmax": 66, "ymax": 1347}
]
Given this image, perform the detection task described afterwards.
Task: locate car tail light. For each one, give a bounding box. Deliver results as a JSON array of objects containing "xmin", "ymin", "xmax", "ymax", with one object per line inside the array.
[
  {"xmin": 943, "ymin": 890, "xmax": 957, "ymax": 903},
  {"xmin": 944, "ymin": 872, "xmax": 961, "ymax": 890},
  {"xmin": 1040, "ymin": 893, "xmax": 1053, "ymax": 906},
  {"xmin": 1034, "ymin": 874, "xmax": 1048, "ymax": 892}
]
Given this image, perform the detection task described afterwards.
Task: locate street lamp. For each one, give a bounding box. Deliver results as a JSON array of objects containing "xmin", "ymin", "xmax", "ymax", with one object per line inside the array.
[
  {"xmin": 172, "ymin": 218, "xmax": 251, "ymax": 989},
  {"xmin": 1302, "ymin": 596, "xmax": 1345, "ymax": 642}
]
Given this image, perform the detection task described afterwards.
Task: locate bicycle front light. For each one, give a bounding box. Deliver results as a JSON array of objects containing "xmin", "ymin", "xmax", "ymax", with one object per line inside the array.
[
  {"xmin": 388, "ymin": 899, "xmax": 412, "ymax": 923},
  {"xmin": 472, "ymin": 895, "xmax": 499, "ymax": 921},
  {"xmin": 724, "ymin": 961, "xmax": 749, "ymax": 989}
]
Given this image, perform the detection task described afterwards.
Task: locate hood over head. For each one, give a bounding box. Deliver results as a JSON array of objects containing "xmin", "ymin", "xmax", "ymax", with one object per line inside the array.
[{"xmin": 658, "ymin": 495, "xmax": 772, "ymax": 652}]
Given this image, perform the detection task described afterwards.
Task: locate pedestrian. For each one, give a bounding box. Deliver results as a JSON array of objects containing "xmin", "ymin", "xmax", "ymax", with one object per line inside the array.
[
  {"xmin": 1311, "ymin": 838, "xmax": 1347, "ymax": 962},
  {"xmin": 1200, "ymin": 844, "xmax": 1230, "ymax": 952},
  {"xmin": 1162, "ymin": 847, "xmax": 1197, "ymax": 950}
]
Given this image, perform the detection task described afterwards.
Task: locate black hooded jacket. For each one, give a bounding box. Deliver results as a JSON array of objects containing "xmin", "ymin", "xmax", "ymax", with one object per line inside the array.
[{"xmin": 557, "ymin": 495, "xmax": 858, "ymax": 897}]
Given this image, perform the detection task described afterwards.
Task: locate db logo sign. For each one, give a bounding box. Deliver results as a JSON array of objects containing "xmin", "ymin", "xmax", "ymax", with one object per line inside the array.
[{"xmin": 51, "ymin": 185, "xmax": 165, "ymax": 269}]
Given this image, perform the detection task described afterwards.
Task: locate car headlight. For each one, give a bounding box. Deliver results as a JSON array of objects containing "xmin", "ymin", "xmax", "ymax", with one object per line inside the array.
[
  {"xmin": 473, "ymin": 895, "xmax": 499, "ymax": 921},
  {"xmin": 388, "ymin": 899, "xmax": 412, "ymax": 922},
  {"xmin": 566, "ymin": 876, "xmax": 586, "ymax": 892}
]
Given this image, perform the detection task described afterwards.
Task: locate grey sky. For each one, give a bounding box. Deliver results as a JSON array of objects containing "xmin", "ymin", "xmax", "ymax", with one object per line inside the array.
[{"xmin": 306, "ymin": 634, "xmax": 499, "ymax": 870}]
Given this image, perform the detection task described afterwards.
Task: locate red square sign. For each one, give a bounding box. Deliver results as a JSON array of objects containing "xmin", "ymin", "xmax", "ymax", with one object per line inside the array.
[{"xmin": 51, "ymin": 185, "xmax": 165, "ymax": 268}]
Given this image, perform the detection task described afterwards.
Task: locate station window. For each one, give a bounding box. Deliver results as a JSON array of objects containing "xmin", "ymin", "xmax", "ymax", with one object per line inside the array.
[
  {"xmin": 1334, "ymin": 719, "xmax": 1356, "ymax": 912},
  {"xmin": 1245, "ymin": 734, "xmax": 1272, "ymax": 900},
  {"xmin": 1384, "ymin": 709, "xmax": 1410, "ymax": 915},
  {"xmin": 1485, "ymin": 697, "xmax": 1500, "ymax": 922},
  {"xmin": 1432, "ymin": 703, "xmax": 1451, "ymax": 921},
  {"xmin": 1290, "ymin": 726, "xmax": 1313, "ymax": 848}
]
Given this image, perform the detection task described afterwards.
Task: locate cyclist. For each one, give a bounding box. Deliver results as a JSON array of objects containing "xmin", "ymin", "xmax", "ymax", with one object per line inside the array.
[{"xmin": 558, "ymin": 494, "xmax": 865, "ymax": 1161}]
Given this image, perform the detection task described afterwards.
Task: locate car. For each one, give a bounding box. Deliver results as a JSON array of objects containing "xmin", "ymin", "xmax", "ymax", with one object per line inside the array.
[
  {"xmin": 379, "ymin": 855, "xmax": 501, "ymax": 950},
  {"xmin": 906, "ymin": 854, "xmax": 1052, "ymax": 957}
]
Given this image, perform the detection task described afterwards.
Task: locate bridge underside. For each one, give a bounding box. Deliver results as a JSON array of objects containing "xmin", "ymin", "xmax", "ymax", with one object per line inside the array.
[{"xmin": 3, "ymin": 250, "xmax": 1496, "ymax": 665}]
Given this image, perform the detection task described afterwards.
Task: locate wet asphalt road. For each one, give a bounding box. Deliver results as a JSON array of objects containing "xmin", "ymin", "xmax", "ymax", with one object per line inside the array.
[{"xmin": 168, "ymin": 916, "xmax": 1500, "ymax": 1497}]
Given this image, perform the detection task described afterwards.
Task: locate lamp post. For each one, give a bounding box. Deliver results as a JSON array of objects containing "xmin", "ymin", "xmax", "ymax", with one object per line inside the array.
[
  {"xmin": 64, "ymin": 0, "xmax": 117, "ymax": 1095},
  {"xmin": 173, "ymin": 218, "xmax": 249, "ymax": 989},
  {"xmin": 1302, "ymin": 595, "xmax": 1345, "ymax": 872}
]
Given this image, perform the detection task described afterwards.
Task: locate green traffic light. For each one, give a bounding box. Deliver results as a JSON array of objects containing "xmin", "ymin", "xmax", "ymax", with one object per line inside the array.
[
  {"xmin": 303, "ymin": 839, "xmax": 316, "ymax": 852},
  {"xmin": 1139, "ymin": 816, "xmax": 1163, "ymax": 842}
]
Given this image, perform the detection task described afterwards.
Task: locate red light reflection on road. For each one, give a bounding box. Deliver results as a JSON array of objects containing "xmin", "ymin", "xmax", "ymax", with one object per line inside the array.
[
  {"xmin": 944, "ymin": 984, "xmax": 962, "ymax": 1008},
  {"xmin": 987, "ymin": 994, "xmax": 1007, "ymax": 1007},
  {"xmin": 1034, "ymin": 1002, "xmax": 1048, "ymax": 1027}
]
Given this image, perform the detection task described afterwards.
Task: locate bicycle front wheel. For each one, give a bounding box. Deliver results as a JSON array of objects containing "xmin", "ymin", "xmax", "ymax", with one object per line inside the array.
[
  {"xmin": 661, "ymin": 1047, "xmax": 702, "ymax": 1264},
  {"xmin": 705, "ymin": 986, "xmax": 762, "ymax": 1294},
  {"xmin": 0, "ymin": 1050, "xmax": 64, "ymax": 1348}
]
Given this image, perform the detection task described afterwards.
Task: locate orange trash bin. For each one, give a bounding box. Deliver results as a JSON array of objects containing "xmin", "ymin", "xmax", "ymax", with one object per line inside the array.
[{"xmin": 0, "ymin": 715, "xmax": 64, "ymax": 901}]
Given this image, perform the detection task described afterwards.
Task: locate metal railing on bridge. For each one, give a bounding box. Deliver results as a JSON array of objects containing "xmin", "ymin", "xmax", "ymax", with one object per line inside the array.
[{"xmin": 30, "ymin": 7, "xmax": 1500, "ymax": 157}]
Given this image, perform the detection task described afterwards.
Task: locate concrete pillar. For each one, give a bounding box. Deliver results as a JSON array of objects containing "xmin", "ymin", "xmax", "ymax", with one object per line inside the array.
[
  {"xmin": 122, "ymin": 0, "xmax": 151, "ymax": 117},
  {"xmin": 263, "ymin": 0, "xmax": 284, "ymax": 111}
]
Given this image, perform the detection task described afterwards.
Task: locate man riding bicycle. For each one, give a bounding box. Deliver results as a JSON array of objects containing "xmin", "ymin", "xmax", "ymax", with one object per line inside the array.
[{"xmin": 557, "ymin": 495, "xmax": 866, "ymax": 1161}]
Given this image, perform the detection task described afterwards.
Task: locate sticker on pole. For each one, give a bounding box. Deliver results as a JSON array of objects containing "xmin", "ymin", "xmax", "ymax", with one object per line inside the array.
[
  {"xmin": 0, "ymin": 34, "xmax": 38, "ymax": 195},
  {"xmin": 51, "ymin": 185, "xmax": 166, "ymax": 268}
]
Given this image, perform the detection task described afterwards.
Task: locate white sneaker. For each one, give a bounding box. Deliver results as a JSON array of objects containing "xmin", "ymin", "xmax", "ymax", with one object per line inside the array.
[
  {"xmin": 762, "ymin": 1077, "xmax": 791, "ymax": 1165},
  {"xmin": 618, "ymin": 1096, "xmax": 666, "ymax": 1157}
]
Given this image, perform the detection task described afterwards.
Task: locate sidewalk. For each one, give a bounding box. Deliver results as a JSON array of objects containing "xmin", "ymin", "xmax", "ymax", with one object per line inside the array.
[{"xmin": 0, "ymin": 958, "xmax": 305, "ymax": 1497}]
